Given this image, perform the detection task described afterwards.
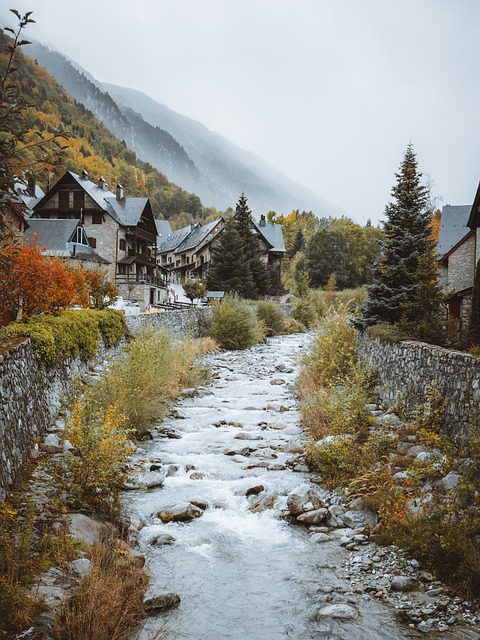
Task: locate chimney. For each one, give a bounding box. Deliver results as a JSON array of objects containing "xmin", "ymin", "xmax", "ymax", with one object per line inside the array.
[
  {"xmin": 116, "ymin": 184, "xmax": 124, "ymax": 202},
  {"xmin": 81, "ymin": 169, "xmax": 89, "ymax": 180},
  {"xmin": 259, "ymin": 214, "xmax": 266, "ymax": 227},
  {"xmin": 27, "ymin": 174, "xmax": 36, "ymax": 197},
  {"xmin": 98, "ymin": 176, "xmax": 108, "ymax": 190}
]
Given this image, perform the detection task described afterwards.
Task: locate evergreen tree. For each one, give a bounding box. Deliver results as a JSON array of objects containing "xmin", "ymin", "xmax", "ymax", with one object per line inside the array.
[
  {"xmin": 289, "ymin": 229, "xmax": 306, "ymax": 258},
  {"xmin": 362, "ymin": 144, "xmax": 431, "ymax": 325},
  {"xmin": 207, "ymin": 194, "xmax": 272, "ymax": 298},
  {"xmin": 207, "ymin": 218, "xmax": 252, "ymax": 296},
  {"xmin": 399, "ymin": 236, "xmax": 445, "ymax": 344}
]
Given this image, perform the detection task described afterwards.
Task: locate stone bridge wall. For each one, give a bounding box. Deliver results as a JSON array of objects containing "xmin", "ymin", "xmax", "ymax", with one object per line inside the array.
[
  {"xmin": 125, "ymin": 308, "xmax": 212, "ymax": 337},
  {"xmin": 358, "ymin": 334, "xmax": 480, "ymax": 441}
]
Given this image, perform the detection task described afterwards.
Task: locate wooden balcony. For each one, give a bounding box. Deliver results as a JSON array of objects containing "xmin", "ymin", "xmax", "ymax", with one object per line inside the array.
[{"xmin": 125, "ymin": 226, "xmax": 156, "ymax": 244}]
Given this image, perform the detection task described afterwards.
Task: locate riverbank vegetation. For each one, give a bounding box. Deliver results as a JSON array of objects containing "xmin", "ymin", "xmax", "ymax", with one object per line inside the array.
[
  {"xmin": 0, "ymin": 324, "xmax": 215, "ymax": 639},
  {"xmin": 300, "ymin": 309, "xmax": 480, "ymax": 598}
]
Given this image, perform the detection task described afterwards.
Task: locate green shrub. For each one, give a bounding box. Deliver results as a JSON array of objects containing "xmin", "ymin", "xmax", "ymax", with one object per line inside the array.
[
  {"xmin": 293, "ymin": 295, "xmax": 317, "ymax": 328},
  {"xmin": 306, "ymin": 435, "xmax": 360, "ymax": 488},
  {"xmin": 86, "ymin": 327, "xmax": 212, "ymax": 434},
  {"xmin": 206, "ymin": 298, "xmax": 264, "ymax": 349},
  {"xmin": 365, "ymin": 323, "xmax": 412, "ymax": 343},
  {"xmin": 255, "ymin": 300, "xmax": 286, "ymax": 336},
  {"xmin": 3, "ymin": 310, "xmax": 124, "ymax": 368}
]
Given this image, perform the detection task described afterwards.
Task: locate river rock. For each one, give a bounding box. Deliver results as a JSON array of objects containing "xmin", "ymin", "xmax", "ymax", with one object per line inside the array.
[
  {"xmin": 326, "ymin": 504, "xmax": 347, "ymax": 527},
  {"xmin": 296, "ymin": 508, "xmax": 328, "ymax": 525},
  {"xmin": 190, "ymin": 472, "xmax": 206, "ymax": 480},
  {"xmin": 234, "ymin": 432, "xmax": 262, "ymax": 440},
  {"xmin": 157, "ymin": 425, "xmax": 182, "ymax": 439},
  {"xmin": 249, "ymin": 494, "xmax": 276, "ymax": 513},
  {"xmin": 342, "ymin": 508, "xmax": 378, "ymax": 530},
  {"xmin": 310, "ymin": 532, "xmax": 331, "ymax": 543},
  {"xmin": 391, "ymin": 575, "xmax": 417, "ymax": 592},
  {"xmin": 157, "ymin": 503, "xmax": 204, "ymax": 523},
  {"xmin": 287, "ymin": 484, "xmax": 325, "ymax": 515},
  {"xmin": 69, "ymin": 513, "xmax": 113, "ymax": 546},
  {"xmin": 270, "ymin": 378, "xmax": 286, "ymax": 385},
  {"xmin": 314, "ymin": 603, "xmax": 358, "ymax": 619},
  {"xmin": 224, "ymin": 446, "xmax": 251, "ymax": 456},
  {"xmin": 150, "ymin": 533, "xmax": 176, "ymax": 546},
  {"xmin": 144, "ymin": 592, "xmax": 181, "ymax": 613},
  {"xmin": 245, "ymin": 485, "xmax": 264, "ymax": 496}
]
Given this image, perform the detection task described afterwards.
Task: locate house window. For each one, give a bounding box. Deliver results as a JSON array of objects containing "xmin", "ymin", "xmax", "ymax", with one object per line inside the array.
[
  {"xmin": 92, "ymin": 212, "xmax": 103, "ymax": 224},
  {"xmin": 87, "ymin": 236, "xmax": 97, "ymax": 248},
  {"xmin": 74, "ymin": 227, "xmax": 88, "ymax": 245},
  {"xmin": 119, "ymin": 238, "xmax": 126, "ymax": 251},
  {"xmin": 58, "ymin": 190, "xmax": 69, "ymax": 209},
  {"xmin": 73, "ymin": 191, "xmax": 84, "ymax": 208}
]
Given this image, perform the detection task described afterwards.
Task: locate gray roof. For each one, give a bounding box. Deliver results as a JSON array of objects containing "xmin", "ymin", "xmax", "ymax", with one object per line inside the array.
[
  {"xmin": 25, "ymin": 218, "xmax": 109, "ymax": 263},
  {"xmin": 67, "ymin": 171, "xmax": 148, "ymax": 227},
  {"xmin": 256, "ymin": 221, "xmax": 286, "ymax": 253},
  {"xmin": 437, "ymin": 205, "xmax": 472, "ymax": 259},
  {"xmin": 155, "ymin": 219, "xmax": 173, "ymax": 240},
  {"xmin": 15, "ymin": 182, "xmax": 45, "ymax": 214},
  {"xmin": 157, "ymin": 224, "xmax": 194, "ymax": 253},
  {"xmin": 177, "ymin": 219, "xmax": 223, "ymax": 252}
]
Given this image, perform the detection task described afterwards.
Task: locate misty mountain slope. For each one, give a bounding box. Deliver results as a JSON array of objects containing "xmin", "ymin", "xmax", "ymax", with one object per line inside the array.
[
  {"xmin": 104, "ymin": 83, "xmax": 340, "ymax": 216},
  {"xmin": 28, "ymin": 41, "xmax": 339, "ymax": 215}
]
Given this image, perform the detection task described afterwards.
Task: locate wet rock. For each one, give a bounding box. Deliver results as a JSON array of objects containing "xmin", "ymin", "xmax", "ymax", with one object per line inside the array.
[
  {"xmin": 224, "ymin": 446, "xmax": 251, "ymax": 456},
  {"xmin": 310, "ymin": 532, "xmax": 331, "ymax": 543},
  {"xmin": 296, "ymin": 508, "xmax": 328, "ymax": 525},
  {"xmin": 157, "ymin": 425, "xmax": 182, "ymax": 439},
  {"xmin": 249, "ymin": 495, "xmax": 276, "ymax": 513},
  {"xmin": 190, "ymin": 499, "xmax": 208, "ymax": 510},
  {"xmin": 169, "ymin": 408, "xmax": 188, "ymax": 419},
  {"xmin": 234, "ymin": 432, "xmax": 262, "ymax": 440},
  {"xmin": 157, "ymin": 503, "xmax": 204, "ymax": 523},
  {"xmin": 326, "ymin": 504, "xmax": 346, "ymax": 528},
  {"xmin": 268, "ymin": 463, "xmax": 287, "ymax": 471},
  {"xmin": 314, "ymin": 603, "xmax": 358, "ymax": 619},
  {"xmin": 150, "ymin": 533, "xmax": 176, "ymax": 546},
  {"xmin": 287, "ymin": 484, "xmax": 325, "ymax": 516},
  {"xmin": 391, "ymin": 575, "xmax": 416, "ymax": 592},
  {"xmin": 268, "ymin": 422, "xmax": 288, "ymax": 430},
  {"xmin": 270, "ymin": 378, "xmax": 286, "ymax": 385},
  {"xmin": 190, "ymin": 472, "xmax": 206, "ymax": 480},
  {"xmin": 166, "ymin": 464, "xmax": 180, "ymax": 477},
  {"xmin": 245, "ymin": 485, "xmax": 264, "ymax": 497},
  {"xmin": 144, "ymin": 592, "xmax": 181, "ymax": 613}
]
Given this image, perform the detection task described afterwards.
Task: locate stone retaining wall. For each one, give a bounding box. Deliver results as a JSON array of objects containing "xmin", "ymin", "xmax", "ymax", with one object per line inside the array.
[
  {"xmin": 0, "ymin": 338, "xmax": 120, "ymax": 500},
  {"xmin": 358, "ymin": 334, "xmax": 480, "ymax": 441},
  {"xmin": 125, "ymin": 308, "xmax": 212, "ymax": 337}
]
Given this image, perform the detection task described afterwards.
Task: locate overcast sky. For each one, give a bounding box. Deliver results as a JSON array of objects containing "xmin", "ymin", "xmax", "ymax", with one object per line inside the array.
[{"xmin": 2, "ymin": 0, "xmax": 480, "ymax": 224}]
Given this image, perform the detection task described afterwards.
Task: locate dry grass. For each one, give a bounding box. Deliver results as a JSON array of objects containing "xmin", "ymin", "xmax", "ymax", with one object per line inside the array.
[{"xmin": 54, "ymin": 540, "xmax": 148, "ymax": 640}]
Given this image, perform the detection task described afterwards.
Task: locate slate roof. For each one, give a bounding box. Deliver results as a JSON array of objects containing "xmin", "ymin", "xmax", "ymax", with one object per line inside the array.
[
  {"xmin": 436, "ymin": 205, "xmax": 472, "ymax": 259},
  {"xmin": 15, "ymin": 182, "xmax": 45, "ymax": 214},
  {"xmin": 25, "ymin": 219, "xmax": 109, "ymax": 263},
  {"xmin": 177, "ymin": 219, "xmax": 223, "ymax": 252},
  {"xmin": 256, "ymin": 221, "xmax": 286, "ymax": 253},
  {"xmin": 157, "ymin": 224, "xmax": 194, "ymax": 253},
  {"xmin": 155, "ymin": 219, "xmax": 173, "ymax": 241}
]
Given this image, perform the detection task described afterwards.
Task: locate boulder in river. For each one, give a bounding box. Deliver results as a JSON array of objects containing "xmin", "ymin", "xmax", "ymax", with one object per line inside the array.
[
  {"xmin": 314, "ymin": 603, "xmax": 358, "ymax": 619},
  {"xmin": 286, "ymin": 484, "xmax": 325, "ymax": 516},
  {"xmin": 144, "ymin": 592, "xmax": 181, "ymax": 613},
  {"xmin": 157, "ymin": 503, "xmax": 204, "ymax": 523},
  {"xmin": 296, "ymin": 508, "xmax": 328, "ymax": 525}
]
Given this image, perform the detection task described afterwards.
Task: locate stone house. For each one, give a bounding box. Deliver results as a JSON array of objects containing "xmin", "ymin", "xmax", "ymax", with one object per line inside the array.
[
  {"xmin": 157, "ymin": 218, "xmax": 225, "ymax": 284},
  {"xmin": 157, "ymin": 214, "xmax": 286, "ymax": 287},
  {"xmin": 437, "ymin": 204, "xmax": 475, "ymax": 333},
  {"xmin": 31, "ymin": 170, "xmax": 167, "ymax": 310},
  {"xmin": 25, "ymin": 218, "xmax": 109, "ymax": 268}
]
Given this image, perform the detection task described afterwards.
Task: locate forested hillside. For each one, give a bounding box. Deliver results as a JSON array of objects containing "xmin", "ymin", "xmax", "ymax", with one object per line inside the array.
[{"xmin": 0, "ymin": 29, "xmax": 221, "ymax": 226}]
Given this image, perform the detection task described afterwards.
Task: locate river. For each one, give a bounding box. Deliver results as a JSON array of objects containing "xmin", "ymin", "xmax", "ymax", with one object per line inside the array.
[{"xmin": 122, "ymin": 334, "xmax": 442, "ymax": 640}]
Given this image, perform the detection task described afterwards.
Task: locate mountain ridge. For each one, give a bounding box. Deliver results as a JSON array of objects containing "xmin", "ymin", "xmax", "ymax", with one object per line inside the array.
[{"xmin": 28, "ymin": 40, "xmax": 340, "ymax": 216}]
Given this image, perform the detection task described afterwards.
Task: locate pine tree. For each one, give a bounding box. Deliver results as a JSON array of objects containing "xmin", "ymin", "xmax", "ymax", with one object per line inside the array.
[
  {"xmin": 207, "ymin": 194, "xmax": 272, "ymax": 298},
  {"xmin": 362, "ymin": 144, "xmax": 431, "ymax": 325},
  {"xmin": 207, "ymin": 218, "xmax": 252, "ymax": 295},
  {"xmin": 399, "ymin": 236, "xmax": 445, "ymax": 343}
]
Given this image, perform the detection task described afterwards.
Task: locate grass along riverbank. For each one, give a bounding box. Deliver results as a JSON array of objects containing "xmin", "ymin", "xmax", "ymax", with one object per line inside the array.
[
  {"xmin": 0, "ymin": 326, "xmax": 216, "ymax": 639},
  {"xmin": 299, "ymin": 308, "xmax": 480, "ymax": 601}
]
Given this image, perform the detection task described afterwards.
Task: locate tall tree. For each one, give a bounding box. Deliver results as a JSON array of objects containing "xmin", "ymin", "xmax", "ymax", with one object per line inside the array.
[
  {"xmin": 361, "ymin": 144, "xmax": 431, "ymax": 325},
  {"xmin": 208, "ymin": 194, "xmax": 271, "ymax": 298}
]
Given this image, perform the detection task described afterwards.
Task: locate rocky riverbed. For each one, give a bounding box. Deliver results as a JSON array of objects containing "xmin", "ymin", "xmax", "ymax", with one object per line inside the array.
[{"xmin": 123, "ymin": 333, "xmax": 479, "ymax": 640}]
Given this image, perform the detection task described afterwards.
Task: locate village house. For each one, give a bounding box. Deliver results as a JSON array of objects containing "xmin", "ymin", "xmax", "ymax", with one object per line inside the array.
[{"xmin": 31, "ymin": 170, "xmax": 168, "ymax": 310}]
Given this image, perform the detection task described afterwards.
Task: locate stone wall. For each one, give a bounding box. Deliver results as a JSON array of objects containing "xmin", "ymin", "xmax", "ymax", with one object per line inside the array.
[
  {"xmin": 358, "ymin": 334, "xmax": 480, "ymax": 441},
  {"xmin": 0, "ymin": 338, "xmax": 121, "ymax": 500},
  {"xmin": 125, "ymin": 308, "xmax": 212, "ymax": 337}
]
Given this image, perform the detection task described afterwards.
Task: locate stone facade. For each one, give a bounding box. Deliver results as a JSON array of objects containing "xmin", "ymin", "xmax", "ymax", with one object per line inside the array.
[{"xmin": 358, "ymin": 333, "xmax": 480, "ymax": 441}]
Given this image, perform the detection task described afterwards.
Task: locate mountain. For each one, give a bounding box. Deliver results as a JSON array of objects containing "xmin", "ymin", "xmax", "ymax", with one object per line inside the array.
[{"xmin": 28, "ymin": 42, "xmax": 340, "ymax": 217}]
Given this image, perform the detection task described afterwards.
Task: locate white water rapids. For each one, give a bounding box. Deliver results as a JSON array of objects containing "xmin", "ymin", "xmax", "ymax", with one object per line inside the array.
[{"xmin": 123, "ymin": 334, "xmax": 415, "ymax": 640}]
